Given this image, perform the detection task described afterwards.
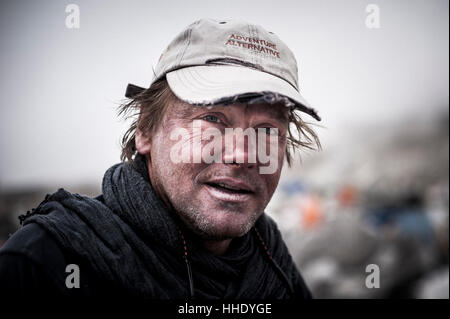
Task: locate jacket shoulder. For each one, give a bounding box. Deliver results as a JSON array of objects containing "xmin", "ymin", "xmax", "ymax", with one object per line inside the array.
[{"xmin": 0, "ymin": 223, "xmax": 70, "ymax": 295}]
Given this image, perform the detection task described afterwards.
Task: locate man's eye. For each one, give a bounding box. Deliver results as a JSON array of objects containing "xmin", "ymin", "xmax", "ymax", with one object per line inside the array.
[{"xmin": 203, "ymin": 115, "xmax": 221, "ymax": 123}]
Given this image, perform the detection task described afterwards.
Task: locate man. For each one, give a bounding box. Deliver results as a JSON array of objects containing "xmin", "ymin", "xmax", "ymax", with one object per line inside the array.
[{"xmin": 0, "ymin": 18, "xmax": 320, "ymax": 298}]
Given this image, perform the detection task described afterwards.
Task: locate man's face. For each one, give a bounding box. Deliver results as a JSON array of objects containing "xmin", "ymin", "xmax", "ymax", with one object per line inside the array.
[{"xmin": 137, "ymin": 97, "xmax": 289, "ymax": 240}]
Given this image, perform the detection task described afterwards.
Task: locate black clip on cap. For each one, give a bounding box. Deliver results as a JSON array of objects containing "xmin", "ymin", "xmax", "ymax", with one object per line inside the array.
[{"xmin": 125, "ymin": 83, "xmax": 145, "ymax": 98}]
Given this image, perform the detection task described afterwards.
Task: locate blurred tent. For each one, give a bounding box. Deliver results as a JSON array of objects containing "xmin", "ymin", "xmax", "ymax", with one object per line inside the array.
[{"xmin": 271, "ymin": 112, "xmax": 449, "ymax": 298}]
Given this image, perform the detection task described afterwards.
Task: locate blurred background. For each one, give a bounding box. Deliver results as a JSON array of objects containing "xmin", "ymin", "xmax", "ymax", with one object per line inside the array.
[{"xmin": 0, "ymin": 0, "xmax": 448, "ymax": 298}]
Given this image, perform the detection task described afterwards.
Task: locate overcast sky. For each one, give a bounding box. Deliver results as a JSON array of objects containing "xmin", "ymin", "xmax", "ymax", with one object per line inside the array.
[{"xmin": 0, "ymin": 0, "xmax": 448, "ymax": 190}]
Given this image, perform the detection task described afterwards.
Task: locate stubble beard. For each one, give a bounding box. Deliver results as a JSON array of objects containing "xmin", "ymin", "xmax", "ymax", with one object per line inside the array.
[
  {"xmin": 171, "ymin": 197, "xmax": 262, "ymax": 241},
  {"xmin": 150, "ymin": 157, "xmax": 263, "ymax": 241}
]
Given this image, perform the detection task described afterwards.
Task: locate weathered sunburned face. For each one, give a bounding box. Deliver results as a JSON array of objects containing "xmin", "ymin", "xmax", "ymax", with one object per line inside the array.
[{"xmin": 136, "ymin": 97, "xmax": 289, "ymax": 240}]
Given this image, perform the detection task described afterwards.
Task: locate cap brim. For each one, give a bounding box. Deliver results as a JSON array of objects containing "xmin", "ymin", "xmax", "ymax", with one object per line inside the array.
[{"xmin": 166, "ymin": 65, "xmax": 321, "ymax": 121}]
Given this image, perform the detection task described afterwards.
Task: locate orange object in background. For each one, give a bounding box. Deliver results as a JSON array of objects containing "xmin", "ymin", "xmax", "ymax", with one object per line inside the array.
[{"xmin": 301, "ymin": 195, "xmax": 323, "ymax": 229}]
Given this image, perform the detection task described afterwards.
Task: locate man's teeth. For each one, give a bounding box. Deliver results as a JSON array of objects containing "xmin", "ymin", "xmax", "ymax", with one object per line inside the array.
[
  {"xmin": 211, "ymin": 183, "xmax": 246, "ymax": 192},
  {"xmin": 216, "ymin": 183, "xmax": 241, "ymax": 191}
]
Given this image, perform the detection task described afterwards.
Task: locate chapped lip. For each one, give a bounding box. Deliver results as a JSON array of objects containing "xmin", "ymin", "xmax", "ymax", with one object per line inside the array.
[{"xmin": 204, "ymin": 177, "xmax": 254, "ymax": 193}]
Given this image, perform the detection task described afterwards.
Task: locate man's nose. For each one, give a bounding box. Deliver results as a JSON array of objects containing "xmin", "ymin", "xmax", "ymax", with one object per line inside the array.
[{"xmin": 222, "ymin": 134, "xmax": 256, "ymax": 168}]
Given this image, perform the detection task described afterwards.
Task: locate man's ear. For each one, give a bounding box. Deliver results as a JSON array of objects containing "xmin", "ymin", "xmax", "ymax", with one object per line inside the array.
[{"xmin": 135, "ymin": 128, "xmax": 152, "ymax": 154}]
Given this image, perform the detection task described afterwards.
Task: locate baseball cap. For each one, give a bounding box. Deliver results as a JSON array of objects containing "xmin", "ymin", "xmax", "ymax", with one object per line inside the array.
[{"xmin": 126, "ymin": 18, "xmax": 321, "ymax": 121}]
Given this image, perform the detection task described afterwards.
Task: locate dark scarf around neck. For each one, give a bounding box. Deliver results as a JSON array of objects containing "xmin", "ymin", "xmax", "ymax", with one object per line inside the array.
[{"xmin": 21, "ymin": 154, "xmax": 297, "ymax": 299}]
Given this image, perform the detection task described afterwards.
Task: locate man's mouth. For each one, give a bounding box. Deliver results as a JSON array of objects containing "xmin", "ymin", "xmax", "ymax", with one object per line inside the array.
[
  {"xmin": 202, "ymin": 178, "xmax": 254, "ymax": 202},
  {"xmin": 204, "ymin": 182, "xmax": 253, "ymax": 194}
]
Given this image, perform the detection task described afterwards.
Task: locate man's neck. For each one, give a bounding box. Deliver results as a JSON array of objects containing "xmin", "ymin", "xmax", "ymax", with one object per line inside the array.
[{"xmin": 202, "ymin": 238, "xmax": 232, "ymax": 256}]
